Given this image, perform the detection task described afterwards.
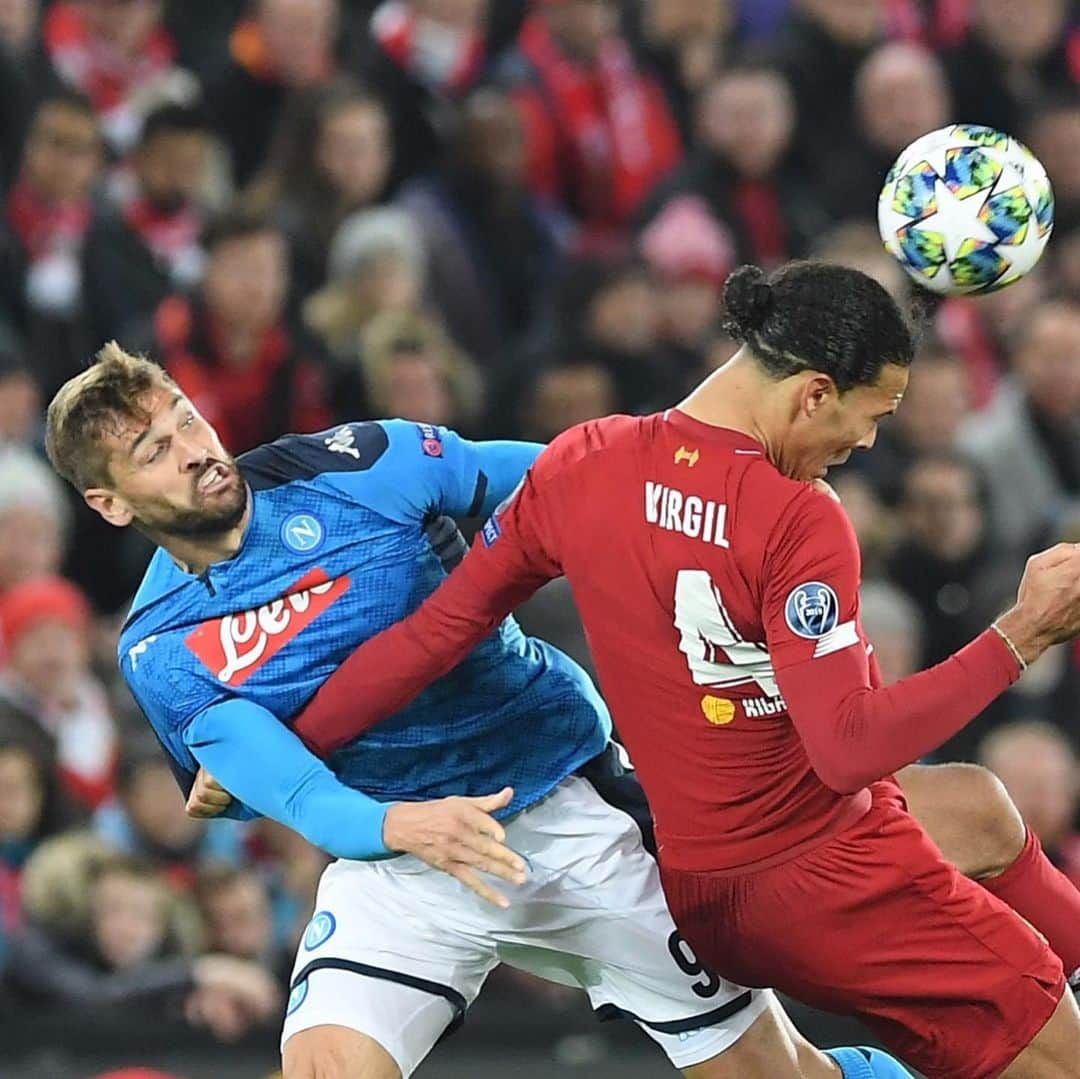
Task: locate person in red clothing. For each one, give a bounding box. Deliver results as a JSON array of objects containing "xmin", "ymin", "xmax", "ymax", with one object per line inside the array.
[
  {"xmin": 283, "ymin": 262, "xmax": 1080, "ymax": 1077},
  {"xmin": 504, "ymin": 0, "xmax": 683, "ymax": 245},
  {"xmin": 153, "ymin": 209, "xmax": 333, "ymax": 454}
]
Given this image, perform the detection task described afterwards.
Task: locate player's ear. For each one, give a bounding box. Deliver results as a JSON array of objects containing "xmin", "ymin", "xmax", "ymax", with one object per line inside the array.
[
  {"xmin": 84, "ymin": 487, "xmax": 134, "ymax": 528},
  {"xmin": 801, "ymin": 373, "xmax": 838, "ymax": 419}
]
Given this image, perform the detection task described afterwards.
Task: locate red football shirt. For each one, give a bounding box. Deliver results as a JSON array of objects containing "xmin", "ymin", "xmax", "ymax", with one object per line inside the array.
[{"xmin": 296, "ymin": 412, "xmax": 1022, "ymax": 872}]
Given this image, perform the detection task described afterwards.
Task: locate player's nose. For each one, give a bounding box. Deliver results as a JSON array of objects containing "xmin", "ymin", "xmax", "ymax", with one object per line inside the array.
[{"xmin": 856, "ymin": 426, "xmax": 878, "ymax": 450}]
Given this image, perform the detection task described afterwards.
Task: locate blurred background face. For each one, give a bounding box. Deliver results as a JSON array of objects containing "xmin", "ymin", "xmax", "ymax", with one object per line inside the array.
[
  {"xmin": 895, "ymin": 357, "xmax": 969, "ymax": 453},
  {"xmin": 202, "ymin": 877, "xmax": 273, "ymax": 959},
  {"xmin": 660, "ymin": 279, "xmax": 720, "ymax": 349},
  {"xmin": 203, "ymin": 231, "xmax": 288, "ymax": 336},
  {"xmin": 0, "ymin": 506, "xmax": 62, "ymax": 589},
  {"xmin": 542, "ymin": 0, "xmax": 618, "ymax": 63},
  {"xmin": 381, "ymin": 352, "xmax": 455, "ymax": 426},
  {"xmin": 1013, "ymin": 304, "xmax": 1080, "ymax": 422},
  {"xmin": 0, "ymin": 0, "xmax": 37, "ymax": 52},
  {"xmin": 82, "ymin": 0, "xmax": 162, "ymax": 56},
  {"xmin": 975, "ymin": 0, "xmax": 1065, "ymax": 62},
  {"xmin": 525, "ymin": 364, "xmax": 616, "ymax": 441},
  {"xmin": 7, "ymin": 618, "xmax": 87, "ymax": 705},
  {"xmin": 136, "ymin": 131, "xmax": 210, "ymax": 214},
  {"xmin": 0, "ymin": 370, "xmax": 41, "ymax": 443},
  {"xmin": 461, "ymin": 93, "xmax": 526, "ymax": 187},
  {"xmin": 1027, "ymin": 106, "xmax": 1080, "ymax": 208},
  {"xmin": 900, "ymin": 459, "xmax": 984, "ymax": 560},
  {"xmin": 644, "ymin": 0, "xmax": 732, "ymax": 41},
  {"xmin": 258, "ymin": 0, "xmax": 336, "ymax": 87},
  {"xmin": 91, "ymin": 869, "xmax": 167, "ymax": 969},
  {"xmin": 697, "ymin": 71, "xmax": 794, "ymax": 179},
  {"xmin": 0, "ymin": 747, "xmax": 44, "ymax": 841},
  {"xmin": 353, "ymin": 251, "xmax": 422, "ymax": 315},
  {"xmin": 856, "ymin": 44, "xmax": 950, "ymax": 155},
  {"xmin": 800, "ymin": 0, "xmax": 883, "ymax": 45},
  {"xmin": 982, "ymin": 729, "xmax": 1079, "ymax": 848},
  {"xmin": 23, "ymin": 104, "xmax": 102, "ymax": 204},
  {"xmin": 122, "ymin": 760, "xmax": 203, "ymax": 852},
  {"xmin": 316, "ymin": 101, "xmax": 391, "ymax": 207},
  {"xmin": 587, "ymin": 272, "xmax": 660, "ymax": 353}
]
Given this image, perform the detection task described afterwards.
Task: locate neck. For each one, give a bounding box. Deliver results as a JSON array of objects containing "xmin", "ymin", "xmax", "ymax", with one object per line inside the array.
[
  {"xmin": 676, "ymin": 347, "xmax": 784, "ymax": 464},
  {"xmin": 149, "ymin": 489, "xmax": 252, "ymax": 576}
]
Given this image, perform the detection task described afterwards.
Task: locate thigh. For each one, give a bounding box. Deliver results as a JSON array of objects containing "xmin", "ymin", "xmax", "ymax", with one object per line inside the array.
[
  {"xmin": 661, "ymin": 792, "xmax": 1065, "ymax": 1079},
  {"xmin": 497, "ymin": 776, "xmax": 773, "ymax": 1073},
  {"xmin": 282, "ymin": 858, "xmax": 498, "ymax": 1079}
]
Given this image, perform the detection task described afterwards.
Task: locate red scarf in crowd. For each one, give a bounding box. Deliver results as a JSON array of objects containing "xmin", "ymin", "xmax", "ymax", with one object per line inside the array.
[
  {"xmin": 44, "ymin": 2, "xmax": 176, "ymax": 115},
  {"xmin": 517, "ymin": 15, "xmax": 682, "ymax": 229},
  {"xmin": 6, "ymin": 178, "xmax": 92, "ymax": 261},
  {"xmin": 371, "ymin": 0, "xmax": 486, "ymax": 94},
  {"xmin": 885, "ymin": 0, "xmax": 972, "ymax": 47},
  {"xmin": 122, "ymin": 196, "xmax": 203, "ymax": 281}
]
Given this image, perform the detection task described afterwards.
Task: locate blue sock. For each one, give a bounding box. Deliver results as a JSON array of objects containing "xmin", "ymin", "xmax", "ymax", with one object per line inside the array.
[{"xmin": 826, "ymin": 1046, "xmax": 914, "ymax": 1078}]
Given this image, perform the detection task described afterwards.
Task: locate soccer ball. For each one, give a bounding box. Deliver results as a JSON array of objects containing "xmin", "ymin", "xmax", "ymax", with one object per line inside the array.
[{"xmin": 877, "ymin": 124, "xmax": 1054, "ymax": 295}]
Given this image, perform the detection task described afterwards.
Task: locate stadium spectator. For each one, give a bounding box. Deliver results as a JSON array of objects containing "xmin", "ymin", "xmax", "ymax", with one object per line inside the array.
[
  {"xmin": 354, "ymin": 309, "xmax": 484, "ymax": 431},
  {"xmin": 622, "ymin": 0, "xmax": 735, "ymax": 143},
  {"xmin": 830, "ymin": 470, "xmax": 896, "ymax": 578},
  {"xmin": 516, "ymin": 356, "xmax": 618, "ymax": 443},
  {"xmin": 150, "ymin": 210, "xmax": 332, "ymax": 454},
  {"xmin": 194, "ymin": 864, "xmax": 291, "ymax": 982},
  {"xmin": 40, "ymin": 0, "xmax": 199, "ymax": 155},
  {"xmin": 94, "ymin": 742, "xmax": 246, "ymax": 891},
  {"xmin": 0, "ymin": 737, "xmax": 77, "ymax": 965},
  {"xmin": 82, "ymin": 103, "xmax": 213, "ymax": 346},
  {"xmin": 502, "ymin": 0, "xmax": 683, "ymax": 244},
  {"xmin": 958, "ymin": 300, "xmax": 1080, "ymax": 553},
  {"xmin": 1025, "ymin": 95, "xmax": 1080, "ymax": 222},
  {"xmin": 943, "ymin": 0, "xmax": 1078, "ymax": 140},
  {"xmin": 857, "ymin": 578, "xmax": 925, "ymax": 686},
  {"xmin": 210, "ymin": 0, "xmax": 339, "ymax": 187},
  {"xmin": 360, "ymin": 0, "xmax": 529, "ymax": 189},
  {"xmin": 644, "ymin": 64, "xmax": 822, "ymax": 269},
  {"xmin": 7, "ymin": 838, "xmax": 279, "ymax": 1037},
  {"xmin": 979, "ymin": 720, "xmax": 1080, "ymax": 888},
  {"xmin": 0, "ymin": 93, "xmax": 102, "ymax": 398},
  {"xmin": 812, "ymin": 219, "xmax": 910, "ymax": 303},
  {"xmin": 244, "ymin": 80, "xmax": 393, "ymax": 299},
  {"xmin": 775, "ymin": 0, "xmax": 886, "ymax": 210},
  {"xmin": 0, "ymin": 348, "xmax": 40, "ymax": 446},
  {"xmin": 304, "ymin": 205, "xmax": 426, "ymax": 364},
  {"xmin": 0, "ymin": 575, "xmax": 117, "ymax": 808},
  {"xmin": 0, "ymin": 445, "xmax": 68, "ymax": 592},
  {"xmin": 397, "ymin": 87, "xmax": 566, "ymax": 367}
]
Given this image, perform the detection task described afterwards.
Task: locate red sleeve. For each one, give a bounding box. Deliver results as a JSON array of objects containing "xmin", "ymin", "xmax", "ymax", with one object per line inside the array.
[
  {"xmin": 763, "ymin": 488, "xmax": 1021, "ymax": 792},
  {"xmin": 292, "ymin": 465, "xmax": 562, "ymax": 756}
]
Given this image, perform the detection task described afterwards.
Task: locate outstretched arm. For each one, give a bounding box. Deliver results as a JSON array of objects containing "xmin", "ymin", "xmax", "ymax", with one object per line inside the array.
[
  {"xmin": 293, "ymin": 467, "xmax": 562, "ymax": 755},
  {"xmin": 184, "ymin": 698, "xmax": 525, "ymax": 905}
]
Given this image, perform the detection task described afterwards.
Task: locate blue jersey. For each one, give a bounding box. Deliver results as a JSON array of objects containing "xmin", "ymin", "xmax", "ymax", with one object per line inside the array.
[{"xmin": 118, "ymin": 420, "xmax": 610, "ymax": 838}]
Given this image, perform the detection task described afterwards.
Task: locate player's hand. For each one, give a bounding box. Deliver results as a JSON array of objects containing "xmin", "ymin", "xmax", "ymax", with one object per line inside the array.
[
  {"xmin": 186, "ymin": 768, "xmax": 234, "ymax": 818},
  {"xmin": 382, "ymin": 787, "xmax": 527, "ymax": 909},
  {"xmin": 997, "ymin": 543, "xmax": 1080, "ymax": 663}
]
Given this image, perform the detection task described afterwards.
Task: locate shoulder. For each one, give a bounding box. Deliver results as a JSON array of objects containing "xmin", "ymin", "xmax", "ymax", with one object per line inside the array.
[{"xmin": 239, "ymin": 422, "xmax": 392, "ymax": 491}]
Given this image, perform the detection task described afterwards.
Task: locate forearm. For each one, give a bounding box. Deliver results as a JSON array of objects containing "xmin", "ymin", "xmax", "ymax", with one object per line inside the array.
[
  {"xmin": 780, "ymin": 628, "xmax": 1021, "ymax": 792},
  {"xmin": 184, "ymin": 702, "xmax": 392, "ymax": 860}
]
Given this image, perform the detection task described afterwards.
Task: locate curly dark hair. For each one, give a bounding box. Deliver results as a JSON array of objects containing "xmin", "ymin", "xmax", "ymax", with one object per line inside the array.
[{"xmin": 722, "ymin": 261, "xmax": 916, "ymax": 393}]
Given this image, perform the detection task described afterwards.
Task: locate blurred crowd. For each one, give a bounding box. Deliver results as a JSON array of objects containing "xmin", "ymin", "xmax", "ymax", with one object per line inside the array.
[{"xmin": 0, "ymin": 0, "xmax": 1079, "ymax": 1056}]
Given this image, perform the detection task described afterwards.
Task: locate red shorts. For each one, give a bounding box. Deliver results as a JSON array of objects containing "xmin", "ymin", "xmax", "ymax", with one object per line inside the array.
[{"xmin": 659, "ymin": 782, "xmax": 1065, "ymax": 1079}]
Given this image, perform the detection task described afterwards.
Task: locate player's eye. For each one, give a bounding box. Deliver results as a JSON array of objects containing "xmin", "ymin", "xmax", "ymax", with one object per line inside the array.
[
  {"xmin": 182, "ymin": 411, "xmax": 195, "ymax": 429},
  {"xmin": 146, "ymin": 442, "xmax": 166, "ymax": 464}
]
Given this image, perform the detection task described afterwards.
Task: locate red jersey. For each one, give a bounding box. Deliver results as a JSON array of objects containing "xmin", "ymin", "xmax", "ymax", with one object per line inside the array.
[{"xmin": 295, "ymin": 412, "xmax": 1022, "ymax": 873}]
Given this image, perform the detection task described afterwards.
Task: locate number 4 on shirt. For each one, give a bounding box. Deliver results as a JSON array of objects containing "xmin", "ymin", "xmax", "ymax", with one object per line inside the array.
[{"xmin": 673, "ymin": 570, "xmax": 779, "ymax": 697}]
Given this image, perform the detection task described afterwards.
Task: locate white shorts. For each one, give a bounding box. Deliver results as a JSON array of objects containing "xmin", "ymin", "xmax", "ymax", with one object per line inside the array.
[{"xmin": 281, "ymin": 775, "xmax": 771, "ymax": 1076}]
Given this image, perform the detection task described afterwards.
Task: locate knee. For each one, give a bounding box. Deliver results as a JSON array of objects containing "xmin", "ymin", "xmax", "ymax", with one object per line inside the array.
[{"xmin": 940, "ymin": 763, "xmax": 1026, "ymax": 877}]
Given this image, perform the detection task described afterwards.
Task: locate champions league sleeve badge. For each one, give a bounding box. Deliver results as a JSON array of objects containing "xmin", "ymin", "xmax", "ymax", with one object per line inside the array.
[{"xmin": 784, "ymin": 581, "xmax": 840, "ymax": 639}]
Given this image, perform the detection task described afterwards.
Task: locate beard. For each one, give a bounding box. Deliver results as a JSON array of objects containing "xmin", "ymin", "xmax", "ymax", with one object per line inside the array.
[{"xmin": 132, "ymin": 460, "xmax": 248, "ymax": 539}]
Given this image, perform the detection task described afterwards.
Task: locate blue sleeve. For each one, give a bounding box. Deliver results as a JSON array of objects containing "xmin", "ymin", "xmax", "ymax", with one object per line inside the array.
[
  {"xmin": 316, "ymin": 419, "xmax": 542, "ymax": 524},
  {"xmin": 182, "ymin": 699, "xmax": 394, "ymax": 860}
]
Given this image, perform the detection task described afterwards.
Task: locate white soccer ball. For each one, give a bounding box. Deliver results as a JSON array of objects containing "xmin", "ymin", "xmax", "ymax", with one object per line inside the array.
[{"xmin": 877, "ymin": 124, "xmax": 1054, "ymax": 296}]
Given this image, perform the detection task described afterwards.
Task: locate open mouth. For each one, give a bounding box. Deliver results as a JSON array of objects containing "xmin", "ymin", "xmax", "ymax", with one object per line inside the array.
[{"xmin": 197, "ymin": 463, "xmax": 233, "ymax": 495}]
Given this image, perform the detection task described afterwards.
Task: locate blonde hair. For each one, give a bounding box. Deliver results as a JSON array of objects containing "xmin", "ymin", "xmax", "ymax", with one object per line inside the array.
[{"xmin": 45, "ymin": 341, "xmax": 176, "ymax": 491}]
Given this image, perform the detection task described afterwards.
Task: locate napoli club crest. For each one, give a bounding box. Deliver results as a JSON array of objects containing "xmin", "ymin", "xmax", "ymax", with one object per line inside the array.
[
  {"xmin": 303, "ymin": 910, "xmax": 337, "ymax": 951},
  {"xmin": 784, "ymin": 581, "xmax": 840, "ymax": 639}
]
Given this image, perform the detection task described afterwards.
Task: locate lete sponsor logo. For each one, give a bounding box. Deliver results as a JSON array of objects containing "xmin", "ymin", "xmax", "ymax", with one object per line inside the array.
[{"xmin": 184, "ymin": 569, "xmax": 350, "ymax": 685}]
